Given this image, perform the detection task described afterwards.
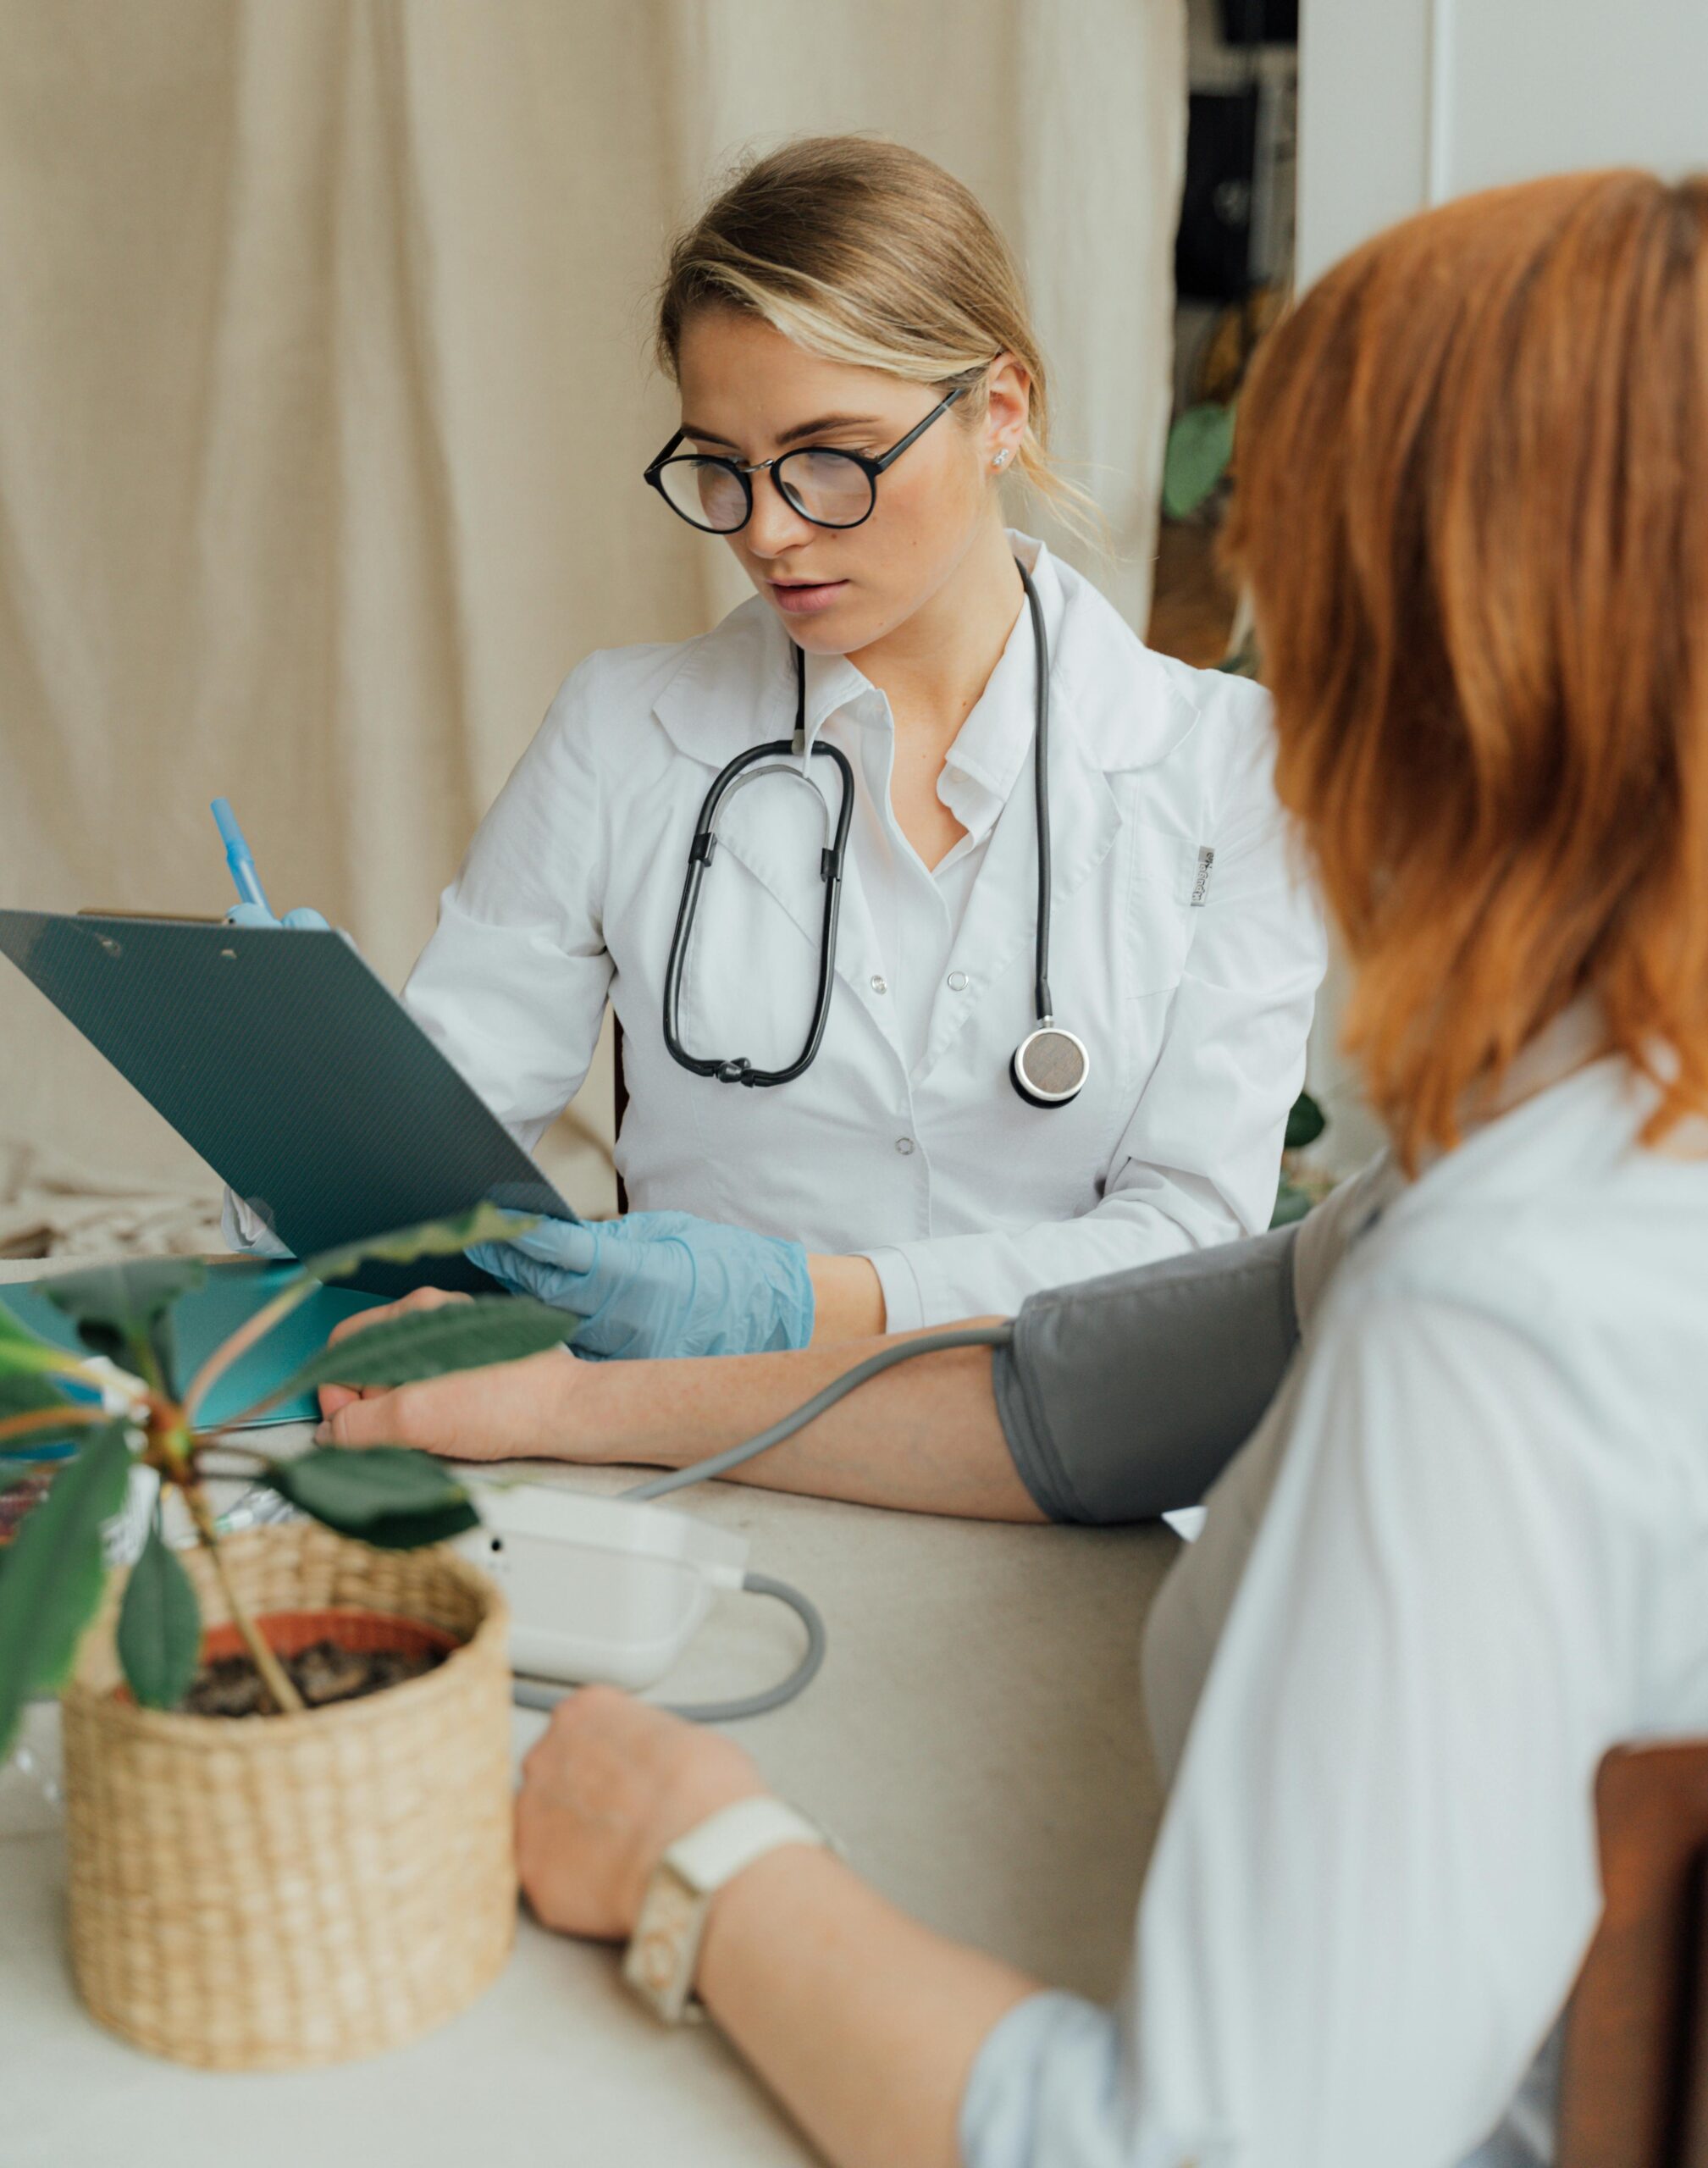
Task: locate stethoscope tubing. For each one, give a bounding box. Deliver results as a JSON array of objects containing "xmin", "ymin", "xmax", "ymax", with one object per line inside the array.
[
  {"xmin": 1021, "ymin": 561, "xmax": 1055, "ymax": 1026},
  {"xmin": 661, "ymin": 557, "xmax": 1069, "ymax": 1094},
  {"xmin": 661, "ymin": 664, "xmax": 856, "ymax": 1087}
]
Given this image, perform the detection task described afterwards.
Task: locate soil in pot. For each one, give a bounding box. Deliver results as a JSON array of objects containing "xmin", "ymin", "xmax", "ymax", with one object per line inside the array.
[
  {"xmin": 163, "ymin": 1607, "xmax": 461, "ymax": 1719},
  {"xmin": 0, "ymin": 1469, "xmax": 55, "ymax": 1545},
  {"xmin": 185, "ymin": 1636, "xmax": 447, "ymax": 1717}
]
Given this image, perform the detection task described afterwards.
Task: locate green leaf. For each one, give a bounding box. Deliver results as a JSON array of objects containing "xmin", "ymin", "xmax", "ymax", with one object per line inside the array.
[
  {"xmin": 0, "ymin": 1373, "xmax": 73, "ymax": 1420},
  {"xmin": 41, "ymin": 1259, "xmax": 206, "ymax": 1394},
  {"xmin": 0, "ymin": 1303, "xmax": 84, "ymax": 1380},
  {"xmin": 0, "ymin": 1303, "xmax": 61, "ymax": 1360},
  {"xmin": 0, "ymin": 1374, "xmax": 90, "ymax": 1455},
  {"xmin": 0, "ymin": 1422, "xmax": 133, "ymax": 1761},
  {"xmin": 1163, "ymin": 401, "xmax": 1237, "ymax": 520},
  {"xmin": 1285, "ymin": 1090, "xmax": 1328, "ymax": 1153},
  {"xmin": 264, "ymin": 1296, "xmax": 568, "ymax": 1408},
  {"xmin": 115, "ymin": 1524, "xmax": 202, "ymax": 1711},
  {"xmin": 321, "ymin": 1501, "xmax": 483, "ymax": 1550},
  {"xmin": 39, "ymin": 1259, "xmax": 207, "ymax": 1331},
  {"xmin": 303, "ymin": 1205, "xmax": 539, "ymax": 1290},
  {"xmin": 261, "ymin": 1446, "xmax": 480, "ymax": 1551}
]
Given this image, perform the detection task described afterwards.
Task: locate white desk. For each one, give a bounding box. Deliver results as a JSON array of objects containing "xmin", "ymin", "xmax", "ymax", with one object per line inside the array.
[{"xmin": 0, "ymin": 1259, "xmax": 1177, "ymax": 2168}]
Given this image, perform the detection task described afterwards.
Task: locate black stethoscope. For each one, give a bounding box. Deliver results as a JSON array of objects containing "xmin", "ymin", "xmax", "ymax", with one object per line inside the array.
[{"xmin": 661, "ymin": 559, "xmax": 1090, "ymax": 1109}]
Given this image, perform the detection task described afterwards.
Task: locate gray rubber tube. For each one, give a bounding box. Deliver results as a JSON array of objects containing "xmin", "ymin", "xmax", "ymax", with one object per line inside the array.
[
  {"xmin": 511, "ymin": 1569, "xmax": 826, "ymax": 1723},
  {"xmin": 508, "ymin": 1238, "xmax": 1304, "ymax": 1723},
  {"xmin": 622, "ymin": 1324, "xmax": 1017, "ymax": 1502},
  {"xmin": 512, "ymin": 1326, "xmax": 1013, "ymax": 1723}
]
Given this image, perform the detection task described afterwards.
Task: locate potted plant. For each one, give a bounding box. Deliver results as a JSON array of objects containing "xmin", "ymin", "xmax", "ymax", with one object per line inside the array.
[{"xmin": 0, "ymin": 1207, "xmax": 570, "ymax": 2070}]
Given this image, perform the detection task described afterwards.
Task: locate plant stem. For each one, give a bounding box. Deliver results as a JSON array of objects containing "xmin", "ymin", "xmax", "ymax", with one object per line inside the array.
[
  {"xmin": 188, "ymin": 1432, "xmax": 270, "ymax": 1467},
  {"xmin": 181, "ymin": 1274, "xmax": 317, "ymax": 1424},
  {"xmin": 0, "ymin": 1403, "xmax": 106, "ymax": 1448},
  {"xmin": 185, "ymin": 1485, "xmax": 306, "ymax": 1717}
]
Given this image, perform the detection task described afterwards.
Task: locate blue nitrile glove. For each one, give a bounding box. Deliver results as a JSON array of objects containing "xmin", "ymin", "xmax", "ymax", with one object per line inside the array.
[
  {"xmin": 467, "ymin": 1211, "xmax": 815, "ymax": 1361},
  {"xmin": 226, "ymin": 903, "xmax": 331, "ymax": 930}
]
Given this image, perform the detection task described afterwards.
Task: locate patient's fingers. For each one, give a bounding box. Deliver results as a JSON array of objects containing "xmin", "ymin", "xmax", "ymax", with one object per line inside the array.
[
  {"xmin": 313, "ymin": 1342, "xmax": 580, "ymax": 1463},
  {"xmin": 325, "ymin": 1286, "xmax": 468, "ymax": 1348},
  {"xmin": 318, "ymin": 1288, "xmax": 474, "ymax": 1418},
  {"xmin": 316, "ymin": 1380, "xmax": 386, "ymax": 1416},
  {"xmin": 317, "ymin": 1385, "xmax": 422, "ymax": 1451}
]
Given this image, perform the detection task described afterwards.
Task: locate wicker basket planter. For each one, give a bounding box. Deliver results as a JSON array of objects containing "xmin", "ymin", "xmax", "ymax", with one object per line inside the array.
[{"xmin": 60, "ymin": 1521, "xmax": 516, "ymax": 2071}]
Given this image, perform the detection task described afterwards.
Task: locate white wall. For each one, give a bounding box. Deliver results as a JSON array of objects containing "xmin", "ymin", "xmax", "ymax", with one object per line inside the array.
[
  {"xmin": 1295, "ymin": 0, "xmax": 1708, "ymax": 1164},
  {"xmin": 1300, "ymin": 0, "xmax": 1707, "ymax": 283}
]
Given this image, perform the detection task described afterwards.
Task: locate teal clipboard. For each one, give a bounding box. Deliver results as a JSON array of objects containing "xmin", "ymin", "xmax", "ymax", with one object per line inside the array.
[
  {"xmin": 0, "ymin": 1261, "xmax": 385, "ymax": 1430},
  {"xmin": 0, "ymin": 911, "xmax": 577, "ymax": 1300}
]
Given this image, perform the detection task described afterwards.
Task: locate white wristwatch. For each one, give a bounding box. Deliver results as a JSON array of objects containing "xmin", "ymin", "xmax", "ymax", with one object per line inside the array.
[{"xmin": 622, "ymin": 1795, "xmax": 832, "ymax": 2025}]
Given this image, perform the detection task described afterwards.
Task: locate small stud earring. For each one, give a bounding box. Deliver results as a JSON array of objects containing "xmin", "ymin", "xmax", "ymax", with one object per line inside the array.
[{"xmin": 993, "ymin": 449, "xmax": 1009, "ymax": 469}]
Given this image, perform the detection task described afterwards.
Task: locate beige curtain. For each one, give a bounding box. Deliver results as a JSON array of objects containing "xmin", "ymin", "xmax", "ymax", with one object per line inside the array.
[{"xmin": 0, "ymin": 0, "xmax": 1186, "ymax": 1233}]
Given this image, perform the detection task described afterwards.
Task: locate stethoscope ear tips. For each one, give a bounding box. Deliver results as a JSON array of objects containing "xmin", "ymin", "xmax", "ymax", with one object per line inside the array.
[{"xmin": 1010, "ymin": 1025, "xmax": 1091, "ymax": 1109}]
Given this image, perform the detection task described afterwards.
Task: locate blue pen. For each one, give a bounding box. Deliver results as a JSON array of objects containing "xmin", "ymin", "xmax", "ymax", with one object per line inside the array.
[{"xmin": 210, "ymin": 797, "xmax": 272, "ymax": 915}]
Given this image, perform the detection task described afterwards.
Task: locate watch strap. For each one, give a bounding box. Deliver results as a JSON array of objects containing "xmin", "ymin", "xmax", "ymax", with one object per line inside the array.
[
  {"xmin": 623, "ymin": 1795, "xmax": 830, "ymax": 2025},
  {"xmin": 665, "ymin": 1795, "xmax": 827, "ymax": 1894}
]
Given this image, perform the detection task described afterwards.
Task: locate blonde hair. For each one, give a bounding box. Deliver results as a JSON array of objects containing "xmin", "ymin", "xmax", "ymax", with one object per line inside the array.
[{"xmin": 655, "ymin": 136, "xmax": 1091, "ymax": 530}]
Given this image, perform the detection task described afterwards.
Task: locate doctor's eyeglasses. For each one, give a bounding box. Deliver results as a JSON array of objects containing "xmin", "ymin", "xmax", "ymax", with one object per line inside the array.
[{"xmin": 644, "ymin": 384, "xmax": 969, "ymax": 534}]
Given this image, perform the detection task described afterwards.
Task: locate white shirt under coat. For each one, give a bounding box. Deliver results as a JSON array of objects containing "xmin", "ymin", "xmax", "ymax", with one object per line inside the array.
[
  {"xmin": 963, "ymin": 1018, "xmax": 1708, "ymax": 2167},
  {"xmin": 402, "ymin": 537, "xmax": 1326, "ymax": 1329}
]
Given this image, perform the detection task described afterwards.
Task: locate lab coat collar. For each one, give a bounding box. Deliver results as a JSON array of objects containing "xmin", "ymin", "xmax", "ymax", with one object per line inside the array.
[
  {"xmin": 1367, "ymin": 1000, "xmax": 1641, "ymax": 1241},
  {"xmin": 647, "ymin": 537, "xmax": 1198, "ymax": 1065},
  {"xmin": 935, "ymin": 557, "xmax": 1051, "ymax": 836},
  {"xmin": 649, "ymin": 536, "xmax": 1201, "ymax": 778},
  {"xmin": 649, "ymin": 596, "xmax": 867, "ymax": 770},
  {"xmin": 1416, "ymin": 1000, "xmax": 1617, "ymax": 1177}
]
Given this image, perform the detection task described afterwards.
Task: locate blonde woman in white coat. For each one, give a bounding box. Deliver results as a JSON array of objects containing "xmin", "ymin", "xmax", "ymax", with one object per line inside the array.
[{"xmin": 301, "ymin": 138, "xmax": 1324, "ymax": 1360}]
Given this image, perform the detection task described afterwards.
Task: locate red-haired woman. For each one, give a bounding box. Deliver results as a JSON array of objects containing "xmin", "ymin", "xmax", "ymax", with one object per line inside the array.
[{"xmin": 324, "ymin": 171, "xmax": 1708, "ymax": 2167}]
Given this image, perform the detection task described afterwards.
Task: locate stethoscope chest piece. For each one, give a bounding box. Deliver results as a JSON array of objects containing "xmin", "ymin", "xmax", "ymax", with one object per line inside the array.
[{"xmin": 1010, "ymin": 1023, "xmax": 1091, "ymax": 1108}]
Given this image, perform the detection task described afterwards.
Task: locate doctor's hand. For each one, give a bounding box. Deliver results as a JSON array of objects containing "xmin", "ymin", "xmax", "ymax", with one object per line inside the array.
[
  {"xmin": 516, "ymin": 1686, "xmax": 766, "ymax": 1941},
  {"xmin": 467, "ymin": 1210, "xmax": 815, "ymax": 1361},
  {"xmin": 315, "ymin": 1286, "xmax": 583, "ymax": 1460}
]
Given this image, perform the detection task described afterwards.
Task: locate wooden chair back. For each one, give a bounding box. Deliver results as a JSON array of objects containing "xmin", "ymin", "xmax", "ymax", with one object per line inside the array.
[{"xmin": 1559, "ymin": 1741, "xmax": 1708, "ymax": 2168}]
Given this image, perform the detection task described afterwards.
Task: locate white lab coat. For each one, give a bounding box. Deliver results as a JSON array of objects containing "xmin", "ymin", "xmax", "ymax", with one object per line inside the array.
[
  {"xmin": 960, "ymin": 1010, "xmax": 1708, "ymax": 2167},
  {"xmin": 403, "ymin": 537, "xmax": 1325, "ymax": 1329}
]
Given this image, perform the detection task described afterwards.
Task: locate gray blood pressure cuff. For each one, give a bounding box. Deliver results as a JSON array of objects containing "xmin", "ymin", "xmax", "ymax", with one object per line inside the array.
[{"xmin": 992, "ymin": 1224, "xmax": 1302, "ymax": 1525}]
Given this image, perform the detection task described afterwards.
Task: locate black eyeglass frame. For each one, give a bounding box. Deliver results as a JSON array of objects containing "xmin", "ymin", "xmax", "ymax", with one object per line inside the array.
[{"xmin": 643, "ymin": 384, "xmax": 970, "ymax": 534}]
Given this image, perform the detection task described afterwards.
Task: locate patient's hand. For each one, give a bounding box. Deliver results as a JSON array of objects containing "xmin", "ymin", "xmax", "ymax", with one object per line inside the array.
[
  {"xmin": 516, "ymin": 1685, "xmax": 766, "ymax": 1940},
  {"xmin": 315, "ymin": 1287, "xmax": 582, "ymax": 1461}
]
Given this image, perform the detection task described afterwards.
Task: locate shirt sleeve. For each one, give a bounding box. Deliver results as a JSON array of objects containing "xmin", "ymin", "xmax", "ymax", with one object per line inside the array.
[
  {"xmin": 865, "ymin": 694, "xmax": 1326, "ymax": 1330},
  {"xmin": 960, "ymin": 1994, "xmax": 1132, "ymax": 2168},
  {"xmin": 962, "ymin": 1283, "xmax": 1637, "ymax": 2168},
  {"xmin": 402, "ymin": 661, "xmax": 614, "ymax": 1150}
]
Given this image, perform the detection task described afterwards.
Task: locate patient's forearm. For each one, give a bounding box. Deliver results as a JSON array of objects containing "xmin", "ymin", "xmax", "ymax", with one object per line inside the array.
[
  {"xmin": 572, "ymin": 1326, "xmax": 1046, "ymax": 1522},
  {"xmin": 698, "ymin": 1846, "xmax": 1037, "ymax": 2168}
]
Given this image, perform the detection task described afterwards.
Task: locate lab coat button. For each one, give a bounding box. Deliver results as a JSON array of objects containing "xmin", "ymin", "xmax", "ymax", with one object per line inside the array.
[
  {"xmin": 947, "ymin": 970, "xmax": 969, "ymax": 992},
  {"xmin": 871, "ymin": 975, "xmax": 887, "ymax": 995},
  {"xmin": 894, "ymin": 1137, "xmax": 915, "ymax": 1156}
]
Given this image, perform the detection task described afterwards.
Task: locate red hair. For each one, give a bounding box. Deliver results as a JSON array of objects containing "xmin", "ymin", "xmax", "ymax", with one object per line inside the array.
[{"xmin": 1224, "ymin": 171, "xmax": 1708, "ymax": 1167}]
